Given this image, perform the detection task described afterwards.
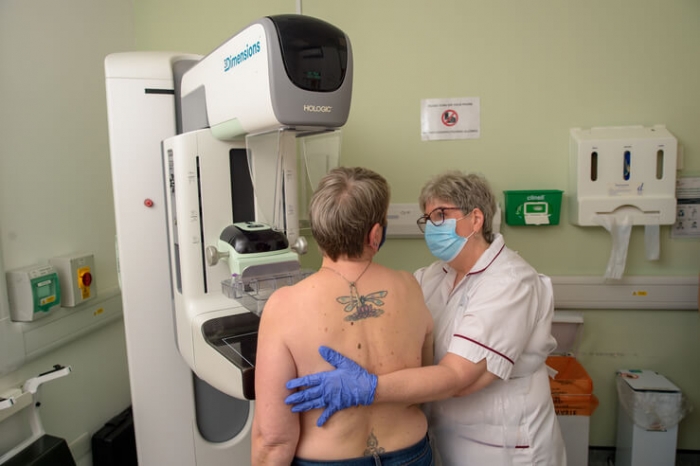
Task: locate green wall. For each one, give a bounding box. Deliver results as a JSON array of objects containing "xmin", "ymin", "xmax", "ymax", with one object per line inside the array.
[{"xmin": 135, "ymin": 0, "xmax": 699, "ymax": 449}]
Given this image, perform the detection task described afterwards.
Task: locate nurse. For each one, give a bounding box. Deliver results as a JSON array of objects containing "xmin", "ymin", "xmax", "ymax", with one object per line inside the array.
[{"xmin": 286, "ymin": 171, "xmax": 567, "ymax": 466}]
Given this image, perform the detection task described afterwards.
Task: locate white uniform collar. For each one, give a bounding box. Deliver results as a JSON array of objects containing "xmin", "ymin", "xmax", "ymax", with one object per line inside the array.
[
  {"xmin": 467, "ymin": 233, "xmax": 505, "ymax": 276},
  {"xmin": 440, "ymin": 233, "xmax": 506, "ymax": 278}
]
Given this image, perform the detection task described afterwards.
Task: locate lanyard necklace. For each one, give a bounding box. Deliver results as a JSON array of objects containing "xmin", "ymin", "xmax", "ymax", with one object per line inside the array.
[{"xmin": 321, "ymin": 261, "xmax": 372, "ymax": 303}]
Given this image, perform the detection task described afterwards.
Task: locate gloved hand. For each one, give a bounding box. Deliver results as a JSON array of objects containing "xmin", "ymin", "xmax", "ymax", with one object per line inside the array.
[{"xmin": 285, "ymin": 346, "xmax": 378, "ymax": 427}]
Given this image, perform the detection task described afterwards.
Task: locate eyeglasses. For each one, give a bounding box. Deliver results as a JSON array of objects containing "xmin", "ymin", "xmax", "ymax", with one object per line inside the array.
[{"xmin": 416, "ymin": 207, "xmax": 469, "ymax": 233}]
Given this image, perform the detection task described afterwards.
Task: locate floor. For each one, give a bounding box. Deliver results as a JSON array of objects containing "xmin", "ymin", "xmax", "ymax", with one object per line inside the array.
[
  {"xmin": 76, "ymin": 448, "xmax": 700, "ymax": 466},
  {"xmin": 588, "ymin": 447, "xmax": 700, "ymax": 466}
]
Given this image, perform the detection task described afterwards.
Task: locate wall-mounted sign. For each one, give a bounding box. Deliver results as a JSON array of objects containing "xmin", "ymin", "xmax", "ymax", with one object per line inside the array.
[{"xmin": 420, "ymin": 97, "xmax": 480, "ymax": 141}]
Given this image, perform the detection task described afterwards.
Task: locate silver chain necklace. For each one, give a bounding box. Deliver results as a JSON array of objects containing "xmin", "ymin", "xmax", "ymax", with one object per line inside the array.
[{"xmin": 320, "ymin": 261, "xmax": 372, "ymax": 303}]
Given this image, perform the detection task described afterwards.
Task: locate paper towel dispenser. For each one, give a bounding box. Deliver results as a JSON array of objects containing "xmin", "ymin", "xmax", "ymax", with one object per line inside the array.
[
  {"xmin": 568, "ymin": 125, "xmax": 677, "ymax": 227},
  {"xmin": 568, "ymin": 125, "xmax": 678, "ymax": 278}
]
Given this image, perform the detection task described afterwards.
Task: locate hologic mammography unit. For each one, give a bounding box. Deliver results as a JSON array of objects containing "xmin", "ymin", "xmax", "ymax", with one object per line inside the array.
[{"xmin": 104, "ymin": 15, "xmax": 352, "ymax": 464}]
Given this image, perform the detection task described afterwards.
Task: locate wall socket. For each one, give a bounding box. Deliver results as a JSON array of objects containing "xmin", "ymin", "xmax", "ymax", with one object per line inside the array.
[{"xmin": 386, "ymin": 203, "xmax": 424, "ymax": 238}]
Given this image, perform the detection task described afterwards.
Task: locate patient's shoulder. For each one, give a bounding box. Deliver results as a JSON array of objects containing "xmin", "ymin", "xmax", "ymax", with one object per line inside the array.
[
  {"xmin": 378, "ymin": 266, "xmax": 424, "ymax": 294},
  {"xmin": 260, "ymin": 280, "xmax": 304, "ymax": 317},
  {"xmin": 261, "ymin": 271, "xmax": 325, "ymax": 314}
]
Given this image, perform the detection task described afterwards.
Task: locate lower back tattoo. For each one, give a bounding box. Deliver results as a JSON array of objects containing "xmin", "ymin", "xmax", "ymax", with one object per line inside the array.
[{"xmin": 363, "ymin": 429, "xmax": 386, "ymax": 457}]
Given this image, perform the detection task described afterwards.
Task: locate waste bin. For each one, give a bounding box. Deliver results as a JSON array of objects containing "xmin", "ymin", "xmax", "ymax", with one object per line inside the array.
[
  {"xmin": 615, "ymin": 370, "xmax": 689, "ymax": 466},
  {"xmin": 548, "ymin": 311, "xmax": 599, "ymax": 466}
]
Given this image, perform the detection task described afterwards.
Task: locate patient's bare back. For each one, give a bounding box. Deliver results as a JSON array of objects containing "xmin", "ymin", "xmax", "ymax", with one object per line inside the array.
[{"xmin": 279, "ymin": 263, "xmax": 432, "ymax": 460}]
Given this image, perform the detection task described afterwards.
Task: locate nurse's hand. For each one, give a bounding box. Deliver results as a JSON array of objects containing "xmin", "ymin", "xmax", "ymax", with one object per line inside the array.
[{"xmin": 285, "ymin": 346, "xmax": 377, "ymax": 427}]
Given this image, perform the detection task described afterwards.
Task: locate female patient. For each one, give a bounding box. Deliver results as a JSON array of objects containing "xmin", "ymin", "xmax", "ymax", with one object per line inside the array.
[{"xmin": 252, "ymin": 166, "xmax": 434, "ymax": 465}]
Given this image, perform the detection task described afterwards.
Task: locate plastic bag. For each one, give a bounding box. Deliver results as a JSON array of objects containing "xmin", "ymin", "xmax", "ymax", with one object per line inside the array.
[{"xmin": 616, "ymin": 372, "xmax": 692, "ymax": 431}]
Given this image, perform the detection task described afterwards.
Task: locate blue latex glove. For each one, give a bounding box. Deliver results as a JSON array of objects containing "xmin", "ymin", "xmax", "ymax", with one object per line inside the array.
[{"xmin": 285, "ymin": 346, "xmax": 378, "ymax": 427}]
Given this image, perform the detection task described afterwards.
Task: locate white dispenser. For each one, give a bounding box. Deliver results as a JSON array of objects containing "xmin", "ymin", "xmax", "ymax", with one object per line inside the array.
[{"xmin": 568, "ymin": 125, "xmax": 678, "ymax": 278}]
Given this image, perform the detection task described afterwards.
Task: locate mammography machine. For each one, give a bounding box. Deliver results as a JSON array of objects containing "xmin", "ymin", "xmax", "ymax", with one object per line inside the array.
[{"xmin": 104, "ymin": 14, "xmax": 352, "ymax": 464}]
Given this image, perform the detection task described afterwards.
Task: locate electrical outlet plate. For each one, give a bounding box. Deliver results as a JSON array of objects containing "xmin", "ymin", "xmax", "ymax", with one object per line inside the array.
[{"xmin": 386, "ymin": 203, "xmax": 424, "ymax": 238}]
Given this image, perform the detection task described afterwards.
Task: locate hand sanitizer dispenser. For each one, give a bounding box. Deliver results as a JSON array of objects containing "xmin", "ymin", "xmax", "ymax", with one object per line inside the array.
[{"xmin": 568, "ymin": 125, "xmax": 677, "ymax": 278}]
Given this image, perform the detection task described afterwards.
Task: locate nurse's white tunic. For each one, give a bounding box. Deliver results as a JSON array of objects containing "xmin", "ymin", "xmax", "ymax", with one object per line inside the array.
[{"xmin": 414, "ymin": 234, "xmax": 566, "ymax": 466}]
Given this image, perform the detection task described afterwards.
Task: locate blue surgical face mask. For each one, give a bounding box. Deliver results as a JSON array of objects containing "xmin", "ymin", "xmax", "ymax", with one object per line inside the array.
[
  {"xmin": 424, "ymin": 219, "xmax": 474, "ymax": 262},
  {"xmin": 379, "ymin": 225, "xmax": 387, "ymax": 250}
]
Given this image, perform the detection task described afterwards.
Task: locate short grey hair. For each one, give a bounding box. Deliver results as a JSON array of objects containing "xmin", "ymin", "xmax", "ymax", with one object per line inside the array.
[
  {"xmin": 418, "ymin": 170, "xmax": 497, "ymax": 243},
  {"xmin": 310, "ymin": 167, "xmax": 390, "ymax": 261}
]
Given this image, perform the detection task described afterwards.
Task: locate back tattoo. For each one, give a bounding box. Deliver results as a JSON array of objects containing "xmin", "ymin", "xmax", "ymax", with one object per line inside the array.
[
  {"xmin": 364, "ymin": 429, "xmax": 386, "ymax": 457},
  {"xmin": 336, "ymin": 290, "xmax": 388, "ymax": 322}
]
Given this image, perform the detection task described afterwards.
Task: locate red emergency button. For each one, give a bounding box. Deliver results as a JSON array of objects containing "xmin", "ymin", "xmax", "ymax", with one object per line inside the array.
[{"xmin": 81, "ymin": 272, "xmax": 93, "ymax": 287}]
